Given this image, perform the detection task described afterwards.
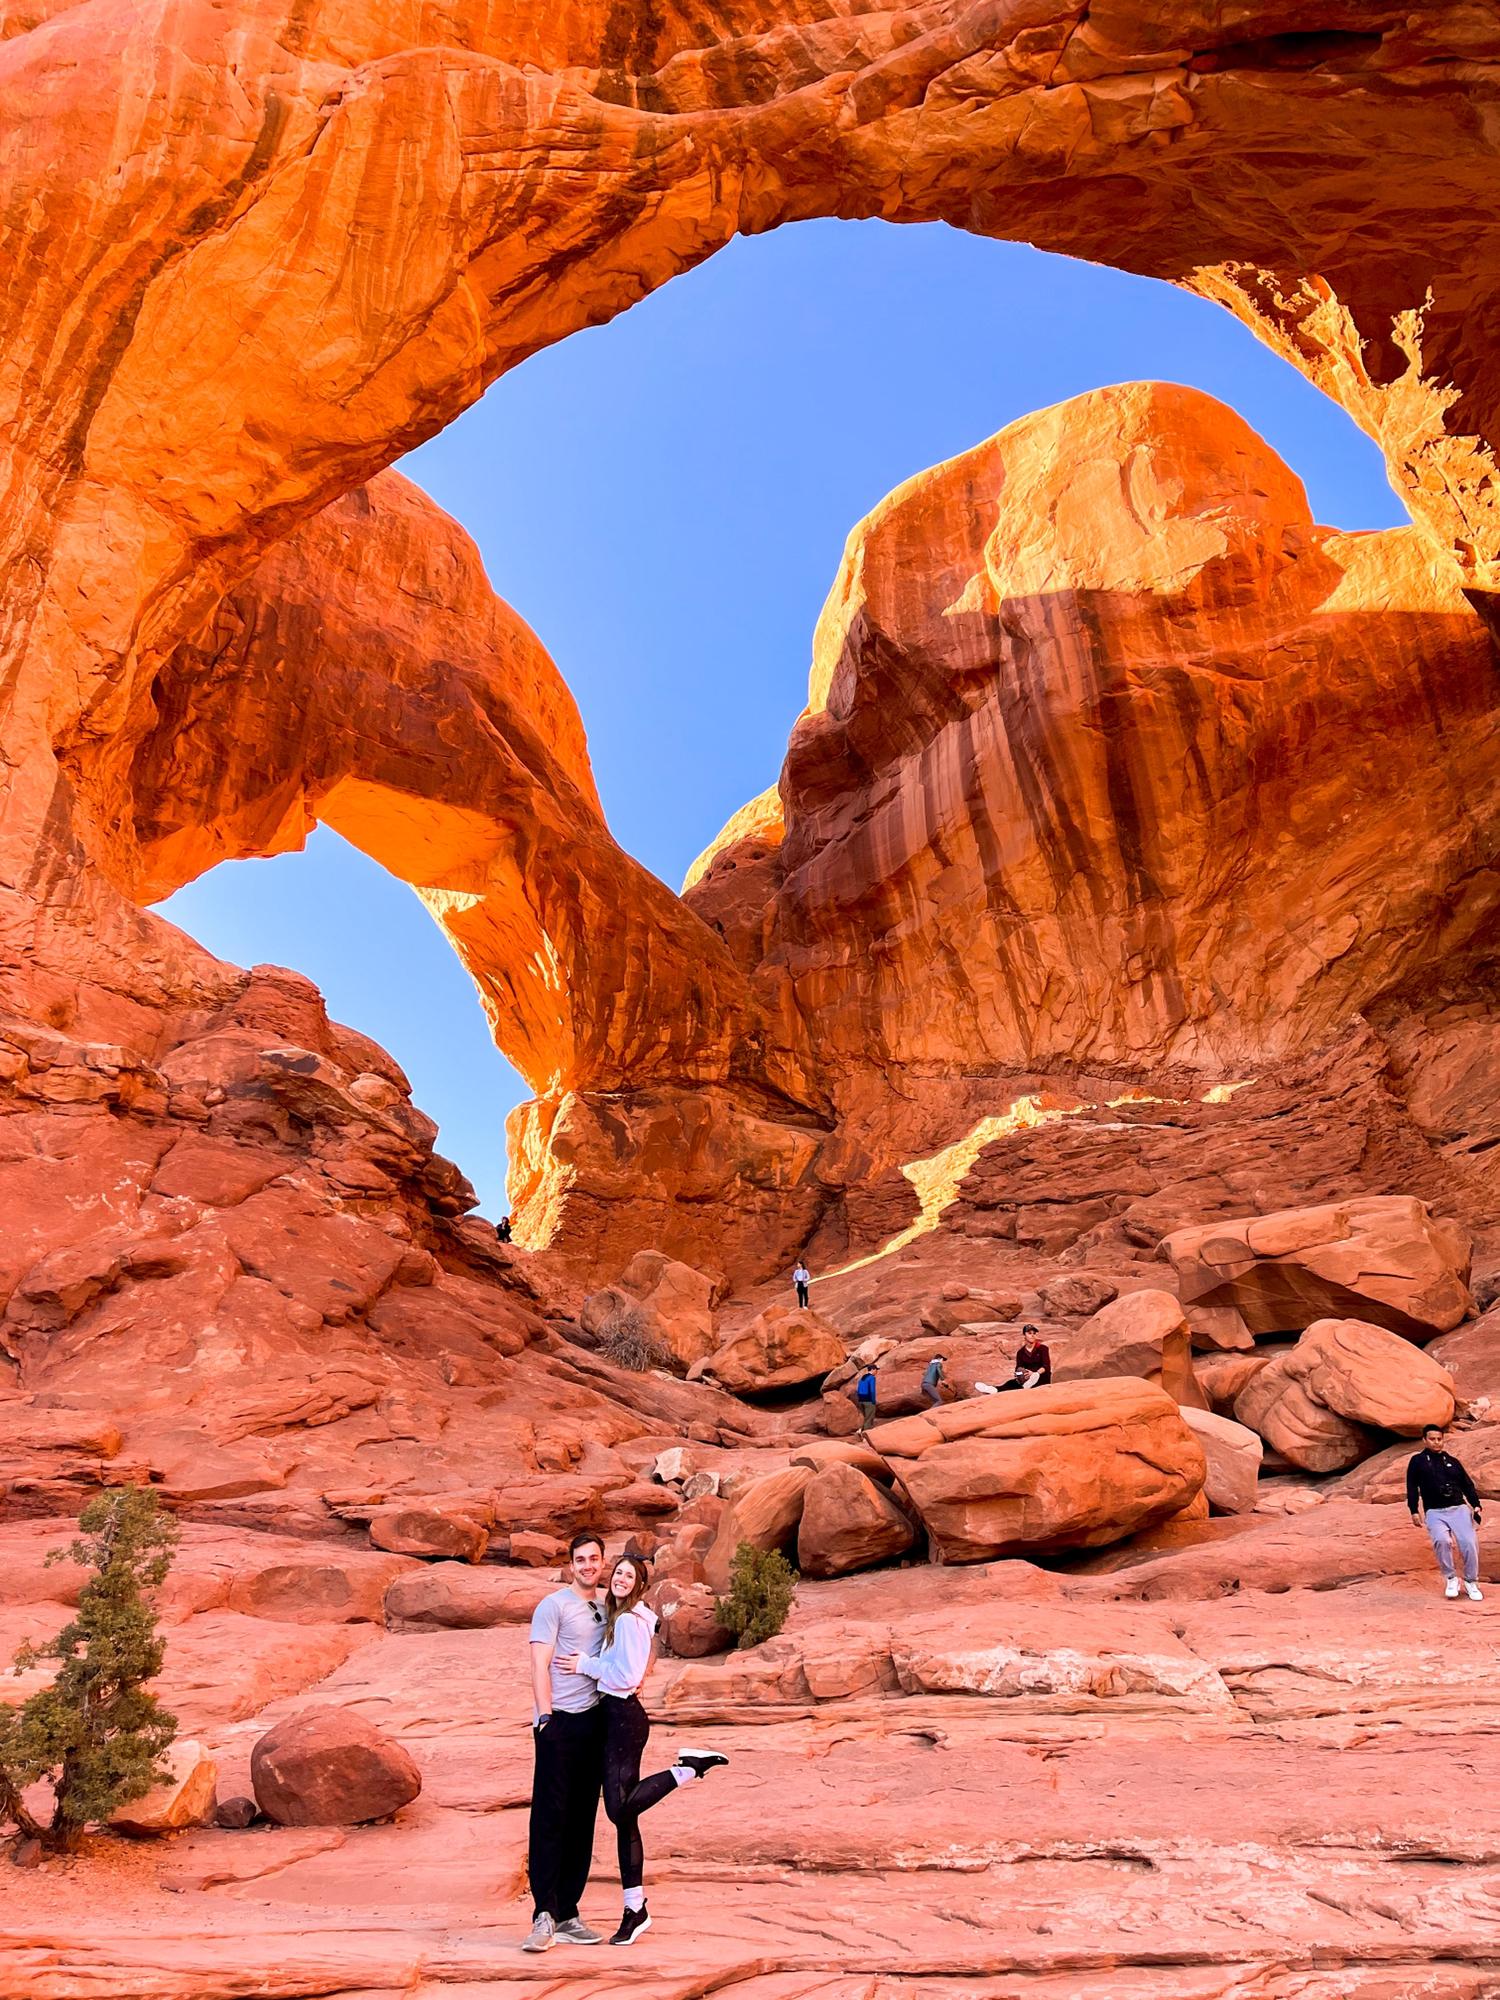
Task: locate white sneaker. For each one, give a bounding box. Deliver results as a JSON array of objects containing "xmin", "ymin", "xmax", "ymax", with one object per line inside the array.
[
  {"xmin": 1445, "ymin": 1577, "xmax": 1462, "ymax": 1598},
  {"xmin": 522, "ymin": 1913, "xmax": 556, "ymax": 1952},
  {"xmin": 1464, "ymin": 1580, "xmax": 1484, "ymax": 1601}
]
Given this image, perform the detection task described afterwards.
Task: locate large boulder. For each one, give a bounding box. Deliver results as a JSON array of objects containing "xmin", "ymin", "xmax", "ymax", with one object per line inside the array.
[
  {"xmin": 702, "ymin": 1464, "xmax": 814, "ymax": 1593},
  {"xmin": 691, "ymin": 1303, "xmax": 844, "ymax": 1396},
  {"xmin": 1163, "ymin": 1196, "xmax": 1472, "ymax": 1349},
  {"xmin": 796, "ymin": 1462, "xmax": 916, "ymax": 1579},
  {"xmin": 110, "ymin": 1740, "xmax": 218, "ymax": 1835},
  {"xmin": 251, "ymin": 1708, "xmax": 422, "ymax": 1827},
  {"xmin": 1233, "ymin": 1318, "xmax": 1457, "ymax": 1472},
  {"xmin": 383, "ymin": 1565, "xmax": 553, "ymax": 1630},
  {"xmin": 868, "ymin": 1379, "xmax": 1206, "ymax": 1564},
  {"xmin": 1180, "ymin": 1405, "xmax": 1262, "ymax": 1515},
  {"xmin": 619, "ymin": 1250, "xmax": 721, "ymax": 1370},
  {"xmin": 1428, "ymin": 1307, "xmax": 1500, "ymax": 1407},
  {"xmin": 1056, "ymin": 1289, "xmax": 1205, "ymax": 1407}
]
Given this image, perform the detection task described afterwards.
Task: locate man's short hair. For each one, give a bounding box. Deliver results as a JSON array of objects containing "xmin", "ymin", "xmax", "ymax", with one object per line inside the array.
[
  {"xmin": 568, "ymin": 1531, "xmax": 605, "ymax": 1559},
  {"xmin": 1423, "ymin": 1424, "xmax": 1445, "ymax": 1438}
]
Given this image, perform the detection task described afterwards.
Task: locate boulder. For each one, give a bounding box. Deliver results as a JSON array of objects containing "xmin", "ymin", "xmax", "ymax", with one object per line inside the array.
[
  {"xmin": 110, "ymin": 1740, "xmax": 218, "ymax": 1835},
  {"xmin": 368, "ymin": 1505, "xmax": 488, "ymax": 1564},
  {"xmin": 796, "ymin": 1462, "xmax": 916, "ymax": 1578},
  {"xmin": 1037, "ymin": 1275, "xmax": 1119, "ymax": 1319},
  {"xmin": 702, "ymin": 1464, "xmax": 814, "ymax": 1593},
  {"xmin": 619, "ymin": 1250, "xmax": 720, "ymax": 1370},
  {"xmin": 1056, "ymin": 1289, "xmax": 1205, "ymax": 1407},
  {"xmin": 651, "ymin": 1579, "xmax": 732, "ymax": 1658},
  {"xmin": 691, "ymin": 1303, "xmax": 844, "ymax": 1396},
  {"xmin": 1163, "ymin": 1196, "xmax": 1472, "ymax": 1348},
  {"xmin": 251, "ymin": 1708, "xmax": 422, "ymax": 1827},
  {"xmin": 869, "ymin": 1379, "xmax": 1206, "ymax": 1563},
  {"xmin": 383, "ymin": 1565, "xmax": 552, "ymax": 1630},
  {"xmin": 508, "ymin": 1530, "xmax": 567, "ymax": 1567},
  {"xmin": 1234, "ymin": 1318, "xmax": 1457, "ymax": 1473},
  {"xmin": 1428, "ymin": 1308, "xmax": 1500, "ymax": 1406},
  {"xmin": 215, "ymin": 1796, "xmax": 260, "ymax": 1830},
  {"xmin": 790, "ymin": 1438, "xmax": 895, "ymax": 1484},
  {"xmin": 226, "ymin": 1554, "xmax": 412, "ymax": 1626},
  {"xmin": 1180, "ymin": 1405, "xmax": 1262, "ymax": 1515}
]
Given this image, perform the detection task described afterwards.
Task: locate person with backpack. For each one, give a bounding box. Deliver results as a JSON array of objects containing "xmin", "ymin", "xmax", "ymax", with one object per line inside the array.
[
  {"xmin": 792, "ymin": 1261, "xmax": 812, "ymax": 1308},
  {"xmin": 854, "ymin": 1359, "xmax": 879, "ymax": 1430},
  {"xmin": 556, "ymin": 1552, "xmax": 729, "ymax": 1944}
]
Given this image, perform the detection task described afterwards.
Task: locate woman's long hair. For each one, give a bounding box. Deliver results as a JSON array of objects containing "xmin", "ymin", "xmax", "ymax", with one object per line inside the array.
[{"xmin": 602, "ymin": 1554, "xmax": 651, "ymax": 1648}]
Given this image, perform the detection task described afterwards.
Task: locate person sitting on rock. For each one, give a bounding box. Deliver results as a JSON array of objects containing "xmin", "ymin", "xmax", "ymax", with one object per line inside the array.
[
  {"xmin": 556, "ymin": 1553, "xmax": 729, "ymax": 1946},
  {"xmin": 921, "ymin": 1354, "xmax": 946, "ymax": 1408},
  {"xmin": 997, "ymin": 1325, "xmax": 1051, "ymax": 1392},
  {"xmin": 1407, "ymin": 1423, "xmax": 1484, "ymax": 1601},
  {"xmin": 854, "ymin": 1359, "xmax": 879, "ymax": 1430},
  {"xmin": 495, "ymin": 1214, "xmax": 513, "ymax": 1243},
  {"xmin": 792, "ymin": 1260, "xmax": 812, "ymax": 1308}
]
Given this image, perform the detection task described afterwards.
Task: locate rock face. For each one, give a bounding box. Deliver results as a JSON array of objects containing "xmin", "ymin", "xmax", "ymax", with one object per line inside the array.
[
  {"xmin": 691, "ymin": 1305, "xmax": 845, "ymax": 1397},
  {"xmin": 869, "ymin": 1380, "xmax": 1206, "ymax": 1564},
  {"xmin": 250, "ymin": 1708, "xmax": 422, "ymax": 1828},
  {"xmin": 1234, "ymin": 1318, "xmax": 1458, "ymax": 1472},
  {"xmin": 3, "ymin": 0, "xmax": 1500, "ymax": 1282},
  {"xmin": 368, "ymin": 1506, "xmax": 489, "ymax": 1565},
  {"xmin": 1164, "ymin": 1197, "xmax": 1474, "ymax": 1349}
]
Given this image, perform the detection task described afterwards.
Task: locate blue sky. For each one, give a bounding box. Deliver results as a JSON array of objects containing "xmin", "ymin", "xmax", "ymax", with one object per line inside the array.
[{"xmin": 159, "ymin": 219, "xmax": 1406, "ymax": 1218}]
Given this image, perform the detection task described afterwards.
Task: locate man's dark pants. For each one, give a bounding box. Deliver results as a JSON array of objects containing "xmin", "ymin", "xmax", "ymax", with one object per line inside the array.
[{"xmin": 529, "ymin": 1705, "xmax": 604, "ymax": 1922}]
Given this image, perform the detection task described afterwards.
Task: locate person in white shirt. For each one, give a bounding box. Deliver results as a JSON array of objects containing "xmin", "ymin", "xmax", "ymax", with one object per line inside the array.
[
  {"xmin": 557, "ymin": 1553, "xmax": 729, "ymax": 1946},
  {"xmin": 792, "ymin": 1261, "xmax": 812, "ymax": 1308}
]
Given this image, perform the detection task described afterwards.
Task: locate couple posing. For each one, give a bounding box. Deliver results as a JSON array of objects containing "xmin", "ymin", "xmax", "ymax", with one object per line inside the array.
[{"xmin": 524, "ymin": 1531, "xmax": 729, "ymax": 1951}]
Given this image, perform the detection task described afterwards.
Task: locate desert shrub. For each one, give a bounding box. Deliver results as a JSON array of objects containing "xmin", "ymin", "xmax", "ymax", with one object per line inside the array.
[
  {"xmin": 714, "ymin": 1541, "xmax": 798, "ymax": 1649},
  {"xmin": 599, "ymin": 1300, "xmax": 672, "ymax": 1374},
  {"xmin": 0, "ymin": 1487, "xmax": 179, "ymax": 1852}
]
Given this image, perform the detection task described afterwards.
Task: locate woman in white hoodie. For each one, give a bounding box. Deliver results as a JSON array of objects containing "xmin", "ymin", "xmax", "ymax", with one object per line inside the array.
[{"xmin": 557, "ymin": 1552, "xmax": 729, "ymax": 1945}]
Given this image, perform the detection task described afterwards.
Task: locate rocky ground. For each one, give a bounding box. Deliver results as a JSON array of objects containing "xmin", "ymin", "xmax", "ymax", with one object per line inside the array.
[{"xmin": 3, "ymin": 1505, "xmax": 1499, "ymax": 1998}]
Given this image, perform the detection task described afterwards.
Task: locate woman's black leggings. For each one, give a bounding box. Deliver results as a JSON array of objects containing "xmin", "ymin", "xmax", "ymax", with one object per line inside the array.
[{"xmin": 601, "ymin": 1693, "xmax": 677, "ymax": 1890}]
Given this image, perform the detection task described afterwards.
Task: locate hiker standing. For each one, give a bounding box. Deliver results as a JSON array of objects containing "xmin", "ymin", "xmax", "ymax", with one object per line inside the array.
[
  {"xmin": 1408, "ymin": 1424, "xmax": 1484, "ymax": 1601},
  {"xmin": 792, "ymin": 1261, "xmax": 812, "ymax": 1309},
  {"xmin": 921, "ymin": 1354, "xmax": 946, "ymax": 1408},
  {"xmin": 854, "ymin": 1359, "xmax": 879, "ymax": 1431}
]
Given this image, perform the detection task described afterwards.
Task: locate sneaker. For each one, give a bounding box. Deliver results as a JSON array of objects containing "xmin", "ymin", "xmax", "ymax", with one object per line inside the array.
[
  {"xmin": 521, "ymin": 1913, "xmax": 556, "ymax": 1953},
  {"xmin": 554, "ymin": 1917, "xmax": 604, "ymax": 1945},
  {"xmin": 1445, "ymin": 1577, "xmax": 1462, "ymax": 1598},
  {"xmin": 675, "ymin": 1748, "xmax": 730, "ymax": 1779},
  {"xmin": 610, "ymin": 1906, "xmax": 652, "ymax": 1946},
  {"xmin": 1465, "ymin": 1580, "xmax": 1485, "ymax": 1601}
]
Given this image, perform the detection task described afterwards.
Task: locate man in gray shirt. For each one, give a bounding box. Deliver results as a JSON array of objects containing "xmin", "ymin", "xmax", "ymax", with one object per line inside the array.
[{"xmin": 523, "ymin": 1532, "xmax": 607, "ymax": 1952}]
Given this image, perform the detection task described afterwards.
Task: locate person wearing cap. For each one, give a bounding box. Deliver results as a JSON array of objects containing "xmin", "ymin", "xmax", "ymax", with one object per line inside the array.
[{"xmin": 997, "ymin": 1325, "xmax": 1051, "ymax": 1392}]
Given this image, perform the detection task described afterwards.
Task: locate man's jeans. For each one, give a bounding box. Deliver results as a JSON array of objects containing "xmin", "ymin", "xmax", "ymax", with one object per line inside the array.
[{"xmin": 1425, "ymin": 1504, "xmax": 1480, "ymax": 1582}]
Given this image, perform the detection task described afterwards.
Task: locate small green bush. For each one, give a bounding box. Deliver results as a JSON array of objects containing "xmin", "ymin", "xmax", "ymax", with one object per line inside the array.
[
  {"xmin": 0, "ymin": 1487, "xmax": 179, "ymax": 1853},
  {"xmin": 714, "ymin": 1541, "xmax": 797, "ymax": 1649}
]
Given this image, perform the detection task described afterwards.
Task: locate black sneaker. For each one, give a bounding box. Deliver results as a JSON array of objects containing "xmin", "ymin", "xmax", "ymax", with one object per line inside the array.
[
  {"xmin": 675, "ymin": 1748, "xmax": 730, "ymax": 1779},
  {"xmin": 610, "ymin": 1906, "xmax": 652, "ymax": 1946}
]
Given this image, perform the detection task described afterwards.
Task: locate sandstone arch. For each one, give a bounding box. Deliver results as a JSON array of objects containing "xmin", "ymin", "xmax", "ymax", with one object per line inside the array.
[{"xmin": 3, "ymin": 1, "xmax": 1500, "ymax": 1277}]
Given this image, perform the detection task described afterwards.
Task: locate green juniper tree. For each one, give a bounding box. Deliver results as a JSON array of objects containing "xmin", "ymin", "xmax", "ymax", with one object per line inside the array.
[
  {"xmin": 0, "ymin": 1486, "xmax": 179, "ymax": 1852},
  {"xmin": 714, "ymin": 1541, "xmax": 798, "ymax": 1649}
]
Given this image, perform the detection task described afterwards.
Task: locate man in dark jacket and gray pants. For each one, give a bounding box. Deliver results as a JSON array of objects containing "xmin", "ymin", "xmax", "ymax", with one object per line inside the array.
[{"xmin": 1407, "ymin": 1425, "xmax": 1484, "ymax": 1601}]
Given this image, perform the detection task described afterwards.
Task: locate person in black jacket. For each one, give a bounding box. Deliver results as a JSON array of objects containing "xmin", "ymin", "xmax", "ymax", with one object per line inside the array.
[
  {"xmin": 1407, "ymin": 1424, "xmax": 1484, "ymax": 1601},
  {"xmin": 997, "ymin": 1325, "xmax": 1052, "ymax": 1392}
]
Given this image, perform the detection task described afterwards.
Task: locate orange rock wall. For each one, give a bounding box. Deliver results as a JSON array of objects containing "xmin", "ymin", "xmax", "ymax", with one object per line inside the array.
[{"xmin": 4, "ymin": 3, "xmax": 1500, "ymax": 1281}]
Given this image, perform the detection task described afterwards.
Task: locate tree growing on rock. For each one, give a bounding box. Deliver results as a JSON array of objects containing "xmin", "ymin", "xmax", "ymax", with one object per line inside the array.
[
  {"xmin": 714, "ymin": 1542, "xmax": 797, "ymax": 1649},
  {"xmin": 0, "ymin": 1487, "xmax": 179, "ymax": 1853}
]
